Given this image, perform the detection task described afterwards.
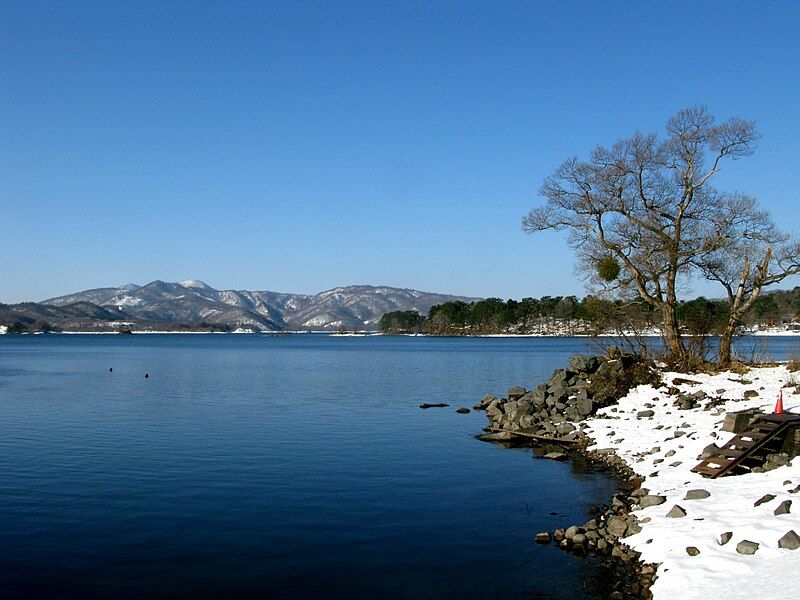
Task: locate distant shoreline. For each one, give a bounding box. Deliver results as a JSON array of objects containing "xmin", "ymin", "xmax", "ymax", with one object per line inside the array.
[{"xmin": 3, "ymin": 328, "xmax": 800, "ymax": 338}]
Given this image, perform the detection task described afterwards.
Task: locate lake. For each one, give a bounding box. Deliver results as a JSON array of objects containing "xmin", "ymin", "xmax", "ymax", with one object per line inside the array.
[{"xmin": 1, "ymin": 334, "xmax": 797, "ymax": 598}]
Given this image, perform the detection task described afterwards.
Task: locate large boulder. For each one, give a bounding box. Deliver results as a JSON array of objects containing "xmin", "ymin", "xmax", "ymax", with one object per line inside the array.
[
  {"xmin": 568, "ymin": 354, "xmax": 600, "ymax": 374},
  {"xmin": 507, "ymin": 386, "xmax": 527, "ymax": 400}
]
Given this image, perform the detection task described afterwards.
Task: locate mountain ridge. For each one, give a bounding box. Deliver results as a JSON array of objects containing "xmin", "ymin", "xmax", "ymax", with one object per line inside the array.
[{"xmin": 0, "ymin": 280, "xmax": 481, "ymax": 332}]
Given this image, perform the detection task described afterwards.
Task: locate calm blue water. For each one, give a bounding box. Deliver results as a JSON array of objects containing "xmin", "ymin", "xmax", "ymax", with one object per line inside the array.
[{"xmin": 0, "ymin": 334, "xmax": 797, "ymax": 598}]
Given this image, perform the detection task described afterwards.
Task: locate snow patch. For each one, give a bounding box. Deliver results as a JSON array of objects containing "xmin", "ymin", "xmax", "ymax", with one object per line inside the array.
[{"xmin": 583, "ymin": 366, "xmax": 800, "ymax": 599}]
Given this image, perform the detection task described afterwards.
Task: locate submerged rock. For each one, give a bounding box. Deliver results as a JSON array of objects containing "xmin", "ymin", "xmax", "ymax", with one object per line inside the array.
[
  {"xmin": 544, "ymin": 451, "xmax": 568, "ymax": 461},
  {"xmin": 419, "ymin": 403, "xmax": 449, "ymax": 409},
  {"xmin": 534, "ymin": 532, "xmax": 551, "ymax": 544}
]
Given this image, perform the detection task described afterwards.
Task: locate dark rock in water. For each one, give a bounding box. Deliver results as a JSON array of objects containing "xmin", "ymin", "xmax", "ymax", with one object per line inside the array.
[
  {"xmin": 476, "ymin": 432, "xmax": 512, "ymax": 442},
  {"xmin": 736, "ymin": 540, "xmax": 759, "ymax": 555},
  {"xmin": 754, "ymin": 493, "xmax": 775, "ymax": 507},
  {"xmin": 778, "ymin": 530, "xmax": 800, "ymax": 550},
  {"xmin": 419, "ymin": 403, "xmax": 449, "ymax": 409},
  {"xmin": 686, "ymin": 546, "xmax": 700, "ymax": 556},
  {"xmin": 455, "ymin": 407, "xmax": 470, "ymax": 414},
  {"xmin": 684, "ymin": 489, "xmax": 711, "ymax": 500},
  {"xmin": 544, "ymin": 452, "xmax": 568, "ymax": 461},
  {"xmin": 666, "ymin": 505, "xmax": 687, "ymax": 518},
  {"xmin": 774, "ymin": 500, "xmax": 792, "ymax": 515},
  {"xmin": 534, "ymin": 532, "xmax": 551, "ymax": 544},
  {"xmin": 109, "ymin": 367, "xmax": 113, "ymax": 372},
  {"xmin": 719, "ymin": 532, "xmax": 732, "ymax": 545},
  {"xmin": 144, "ymin": 373, "xmax": 149, "ymax": 379}
]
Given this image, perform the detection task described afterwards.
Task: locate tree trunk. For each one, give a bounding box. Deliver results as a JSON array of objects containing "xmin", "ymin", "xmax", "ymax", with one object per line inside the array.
[
  {"xmin": 718, "ymin": 319, "xmax": 736, "ymax": 366},
  {"xmin": 661, "ymin": 304, "xmax": 685, "ymax": 363}
]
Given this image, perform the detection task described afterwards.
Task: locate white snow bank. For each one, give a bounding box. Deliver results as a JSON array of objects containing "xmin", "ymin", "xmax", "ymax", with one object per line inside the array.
[{"xmin": 584, "ymin": 365, "xmax": 800, "ymax": 600}]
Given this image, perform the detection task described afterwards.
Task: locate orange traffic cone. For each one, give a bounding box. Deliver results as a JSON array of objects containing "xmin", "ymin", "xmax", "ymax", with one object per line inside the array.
[{"xmin": 774, "ymin": 389, "xmax": 785, "ymax": 415}]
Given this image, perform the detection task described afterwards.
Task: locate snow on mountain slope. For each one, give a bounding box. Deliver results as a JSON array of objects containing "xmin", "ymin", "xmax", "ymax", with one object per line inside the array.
[{"xmin": 38, "ymin": 281, "xmax": 478, "ymax": 330}]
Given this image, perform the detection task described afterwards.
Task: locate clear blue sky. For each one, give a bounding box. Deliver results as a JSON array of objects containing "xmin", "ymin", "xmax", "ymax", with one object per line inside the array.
[{"xmin": 1, "ymin": 0, "xmax": 798, "ymax": 302}]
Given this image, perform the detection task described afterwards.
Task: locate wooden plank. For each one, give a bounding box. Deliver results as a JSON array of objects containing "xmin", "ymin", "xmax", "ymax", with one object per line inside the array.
[
  {"xmin": 693, "ymin": 416, "xmax": 791, "ymax": 478},
  {"xmin": 487, "ymin": 427, "xmax": 579, "ymax": 445}
]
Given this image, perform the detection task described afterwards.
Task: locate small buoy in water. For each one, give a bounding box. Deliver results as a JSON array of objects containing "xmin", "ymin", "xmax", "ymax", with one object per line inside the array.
[
  {"xmin": 144, "ymin": 373, "xmax": 149, "ymax": 379},
  {"xmin": 109, "ymin": 367, "xmax": 113, "ymax": 372}
]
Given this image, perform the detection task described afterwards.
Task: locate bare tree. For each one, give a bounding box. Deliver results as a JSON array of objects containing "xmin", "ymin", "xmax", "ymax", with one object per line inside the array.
[
  {"xmin": 696, "ymin": 194, "xmax": 800, "ymax": 365},
  {"xmin": 523, "ymin": 106, "xmax": 758, "ymax": 365}
]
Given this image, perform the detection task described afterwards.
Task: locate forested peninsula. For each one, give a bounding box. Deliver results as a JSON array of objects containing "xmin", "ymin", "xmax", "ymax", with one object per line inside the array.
[{"xmin": 378, "ymin": 288, "xmax": 800, "ymax": 337}]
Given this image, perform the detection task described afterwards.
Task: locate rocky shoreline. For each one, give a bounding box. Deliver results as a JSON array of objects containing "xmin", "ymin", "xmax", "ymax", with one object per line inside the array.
[
  {"xmin": 474, "ymin": 351, "xmax": 800, "ymax": 599},
  {"xmin": 473, "ymin": 349, "xmax": 661, "ymax": 599}
]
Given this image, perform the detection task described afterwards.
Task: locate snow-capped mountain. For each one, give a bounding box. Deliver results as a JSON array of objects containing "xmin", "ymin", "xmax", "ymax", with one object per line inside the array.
[{"xmin": 28, "ymin": 280, "xmax": 478, "ymax": 331}]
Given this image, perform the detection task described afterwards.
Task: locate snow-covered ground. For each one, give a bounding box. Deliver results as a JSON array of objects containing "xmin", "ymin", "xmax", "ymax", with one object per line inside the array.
[{"xmin": 584, "ymin": 365, "xmax": 800, "ymax": 599}]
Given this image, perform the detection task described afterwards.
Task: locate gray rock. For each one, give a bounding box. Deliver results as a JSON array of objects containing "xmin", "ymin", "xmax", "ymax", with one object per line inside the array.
[
  {"xmin": 774, "ymin": 500, "xmax": 792, "ymax": 515},
  {"xmin": 637, "ymin": 410, "xmax": 655, "ymax": 418},
  {"xmin": 606, "ymin": 515, "xmax": 629, "ymax": 538},
  {"xmin": 479, "ymin": 394, "xmax": 496, "ymax": 407},
  {"xmin": 568, "ymin": 354, "xmax": 600, "ymax": 373},
  {"xmin": 534, "ymin": 532, "xmax": 551, "ymax": 544},
  {"xmin": 639, "ymin": 495, "xmax": 667, "ymax": 509},
  {"xmin": 673, "ymin": 377, "xmax": 701, "ymax": 386},
  {"xmin": 577, "ymin": 397, "xmax": 594, "ymax": 416},
  {"xmin": 743, "ymin": 390, "xmax": 759, "ymax": 398},
  {"xmin": 455, "ymin": 407, "xmax": 470, "ymax": 414},
  {"xmin": 507, "ymin": 386, "xmax": 527, "ymax": 399},
  {"xmin": 548, "ymin": 369, "xmax": 569, "ymax": 387},
  {"xmin": 666, "ymin": 505, "xmax": 687, "ymax": 518},
  {"xmin": 684, "ymin": 489, "xmax": 711, "ymax": 500},
  {"xmin": 686, "ymin": 546, "xmax": 700, "ymax": 556},
  {"xmin": 778, "ymin": 530, "xmax": 800, "ymax": 550},
  {"xmin": 571, "ymin": 533, "xmax": 586, "ymax": 545},
  {"xmin": 476, "ymin": 431, "xmax": 512, "ymax": 441},
  {"xmin": 754, "ymin": 494, "xmax": 776, "ymax": 507},
  {"xmin": 719, "ymin": 532, "xmax": 732, "ymax": 545},
  {"xmin": 564, "ymin": 525, "xmax": 580, "ymax": 540},
  {"xmin": 486, "ymin": 400, "xmax": 504, "ymax": 418},
  {"xmin": 736, "ymin": 540, "xmax": 759, "ymax": 555},
  {"xmin": 544, "ymin": 452, "xmax": 568, "ymax": 461},
  {"xmin": 555, "ymin": 422, "xmax": 576, "ymax": 435}
]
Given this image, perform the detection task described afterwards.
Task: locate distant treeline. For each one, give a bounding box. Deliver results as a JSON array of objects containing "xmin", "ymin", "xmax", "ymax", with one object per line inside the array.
[{"xmin": 378, "ymin": 287, "xmax": 800, "ymax": 335}]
